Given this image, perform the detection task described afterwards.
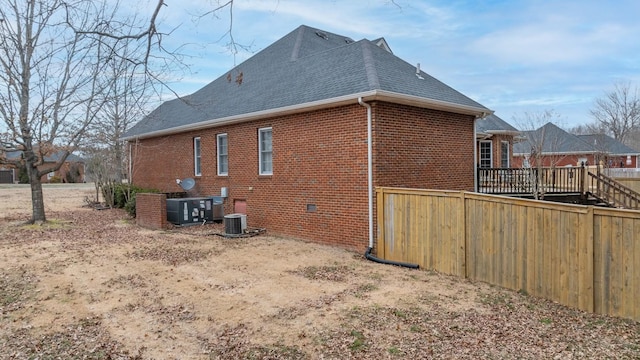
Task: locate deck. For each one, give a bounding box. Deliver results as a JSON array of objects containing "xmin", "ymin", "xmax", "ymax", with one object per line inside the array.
[
  {"xmin": 477, "ymin": 167, "xmax": 583, "ymax": 196},
  {"xmin": 477, "ymin": 166, "xmax": 640, "ymax": 209}
]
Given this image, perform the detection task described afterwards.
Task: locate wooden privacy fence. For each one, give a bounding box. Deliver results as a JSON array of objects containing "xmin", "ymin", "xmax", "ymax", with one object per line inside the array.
[
  {"xmin": 376, "ymin": 187, "xmax": 640, "ymax": 321},
  {"xmin": 615, "ymin": 178, "xmax": 640, "ymax": 194}
]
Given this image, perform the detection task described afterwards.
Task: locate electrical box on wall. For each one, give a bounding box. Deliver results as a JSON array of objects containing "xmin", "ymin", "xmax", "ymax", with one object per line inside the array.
[{"xmin": 166, "ymin": 197, "xmax": 223, "ymax": 225}]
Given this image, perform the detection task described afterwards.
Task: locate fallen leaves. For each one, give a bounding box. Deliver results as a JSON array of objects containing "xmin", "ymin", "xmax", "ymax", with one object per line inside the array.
[{"xmin": 0, "ymin": 206, "xmax": 639, "ymax": 359}]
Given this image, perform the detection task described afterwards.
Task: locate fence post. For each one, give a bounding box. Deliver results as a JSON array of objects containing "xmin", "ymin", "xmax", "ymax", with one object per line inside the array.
[
  {"xmin": 580, "ymin": 163, "xmax": 586, "ymax": 203},
  {"xmin": 581, "ymin": 206, "xmax": 595, "ymax": 313},
  {"xmin": 461, "ymin": 191, "xmax": 468, "ymax": 279},
  {"xmin": 375, "ymin": 187, "xmax": 385, "ymax": 259}
]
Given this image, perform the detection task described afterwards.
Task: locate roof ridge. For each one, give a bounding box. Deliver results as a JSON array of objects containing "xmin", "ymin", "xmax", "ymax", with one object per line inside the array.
[
  {"xmin": 290, "ymin": 35, "xmax": 359, "ymax": 62},
  {"xmin": 360, "ymin": 41, "xmax": 380, "ymax": 90},
  {"xmin": 290, "ymin": 25, "xmax": 306, "ymax": 61}
]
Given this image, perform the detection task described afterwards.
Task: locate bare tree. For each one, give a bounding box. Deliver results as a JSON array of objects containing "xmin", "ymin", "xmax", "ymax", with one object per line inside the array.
[
  {"xmin": 514, "ymin": 110, "xmax": 567, "ymax": 199},
  {"xmin": 0, "ymin": 0, "xmax": 154, "ymax": 223},
  {"xmin": 83, "ymin": 147, "xmax": 118, "ymax": 206},
  {"xmin": 627, "ymin": 128, "xmax": 640, "ymax": 153},
  {"xmin": 0, "ymin": 0, "xmax": 254, "ymax": 223},
  {"xmin": 567, "ymin": 122, "xmax": 607, "ymax": 136},
  {"xmin": 590, "ymin": 82, "xmax": 640, "ymax": 144},
  {"xmin": 86, "ymin": 40, "xmax": 151, "ymax": 183}
]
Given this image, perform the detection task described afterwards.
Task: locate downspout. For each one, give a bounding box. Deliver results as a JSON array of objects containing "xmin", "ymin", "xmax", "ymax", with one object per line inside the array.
[
  {"xmin": 128, "ymin": 141, "xmax": 134, "ymax": 183},
  {"xmin": 358, "ymin": 97, "xmax": 374, "ymax": 250},
  {"xmin": 358, "ymin": 97, "xmax": 419, "ymax": 269},
  {"xmin": 474, "ymin": 117, "xmax": 478, "ymax": 192},
  {"xmin": 474, "ymin": 113, "xmax": 489, "ymax": 192}
]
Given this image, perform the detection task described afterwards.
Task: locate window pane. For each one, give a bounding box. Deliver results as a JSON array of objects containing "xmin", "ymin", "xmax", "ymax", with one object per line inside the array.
[
  {"xmin": 262, "ymin": 131, "xmax": 272, "ymax": 151},
  {"xmin": 259, "ymin": 128, "xmax": 272, "ymax": 175},
  {"xmin": 194, "ymin": 137, "xmax": 201, "ymax": 176},
  {"xmin": 501, "ymin": 142, "xmax": 509, "ymax": 168},
  {"xmin": 261, "ymin": 152, "xmax": 272, "ymax": 173},
  {"xmin": 479, "ymin": 142, "xmax": 491, "ymax": 168},
  {"xmin": 218, "ymin": 134, "xmax": 228, "ymax": 175}
]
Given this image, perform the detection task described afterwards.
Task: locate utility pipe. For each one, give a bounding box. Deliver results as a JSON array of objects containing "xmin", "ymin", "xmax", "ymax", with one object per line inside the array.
[
  {"xmin": 358, "ymin": 97, "xmax": 419, "ymax": 269},
  {"xmin": 474, "ymin": 113, "xmax": 489, "ymax": 192},
  {"xmin": 357, "ymin": 97, "xmax": 374, "ymax": 249},
  {"xmin": 474, "ymin": 117, "xmax": 478, "ymax": 192}
]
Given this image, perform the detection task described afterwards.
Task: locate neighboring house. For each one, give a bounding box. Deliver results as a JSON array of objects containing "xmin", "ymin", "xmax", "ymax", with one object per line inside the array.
[
  {"xmin": 513, "ymin": 122, "xmax": 640, "ymax": 168},
  {"xmin": 122, "ymin": 25, "xmax": 492, "ymax": 251},
  {"xmin": 475, "ymin": 114, "xmax": 520, "ymax": 168},
  {"xmin": 0, "ymin": 150, "xmax": 85, "ymax": 184},
  {"xmin": 577, "ymin": 134, "xmax": 639, "ymax": 169}
]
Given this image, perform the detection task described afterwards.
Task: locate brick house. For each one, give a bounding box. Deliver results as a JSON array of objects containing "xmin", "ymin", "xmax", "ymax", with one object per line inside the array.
[
  {"xmin": 123, "ymin": 25, "xmax": 492, "ymax": 251},
  {"xmin": 513, "ymin": 122, "xmax": 640, "ymax": 168},
  {"xmin": 476, "ymin": 114, "xmax": 520, "ymax": 169},
  {"xmin": 0, "ymin": 150, "xmax": 85, "ymax": 184}
]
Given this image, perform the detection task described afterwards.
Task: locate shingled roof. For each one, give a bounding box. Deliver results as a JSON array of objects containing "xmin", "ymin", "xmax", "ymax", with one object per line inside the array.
[
  {"xmin": 513, "ymin": 122, "xmax": 595, "ymax": 155},
  {"xmin": 577, "ymin": 134, "xmax": 640, "ymax": 155},
  {"xmin": 476, "ymin": 113, "xmax": 519, "ymax": 136},
  {"xmin": 123, "ymin": 25, "xmax": 491, "ymax": 140},
  {"xmin": 513, "ymin": 122, "xmax": 640, "ymax": 157},
  {"xmin": 4, "ymin": 150, "xmax": 84, "ymax": 163}
]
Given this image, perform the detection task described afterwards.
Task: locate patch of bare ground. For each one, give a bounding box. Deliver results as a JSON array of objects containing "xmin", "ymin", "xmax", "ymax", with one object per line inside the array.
[{"xmin": 0, "ymin": 184, "xmax": 639, "ymax": 359}]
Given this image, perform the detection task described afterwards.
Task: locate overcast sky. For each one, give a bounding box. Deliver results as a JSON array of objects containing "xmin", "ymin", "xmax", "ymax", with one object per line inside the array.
[{"xmin": 150, "ymin": 0, "xmax": 640, "ymax": 129}]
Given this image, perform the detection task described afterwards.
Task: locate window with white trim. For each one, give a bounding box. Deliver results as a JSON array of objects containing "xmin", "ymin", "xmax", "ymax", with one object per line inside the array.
[
  {"xmin": 479, "ymin": 141, "xmax": 492, "ymax": 168},
  {"xmin": 259, "ymin": 127, "xmax": 272, "ymax": 175},
  {"xmin": 194, "ymin": 137, "xmax": 201, "ymax": 176},
  {"xmin": 500, "ymin": 141, "xmax": 510, "ymax": 168},
  {"xmin": 217, "ymin": 133, "xmax": 228, "ymax": 176}
]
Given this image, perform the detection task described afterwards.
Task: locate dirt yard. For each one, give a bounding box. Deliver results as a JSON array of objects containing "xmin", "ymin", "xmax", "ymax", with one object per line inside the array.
[{"xmin": 0, "ymin": 184, "xmax": 639, "ymax": 359}]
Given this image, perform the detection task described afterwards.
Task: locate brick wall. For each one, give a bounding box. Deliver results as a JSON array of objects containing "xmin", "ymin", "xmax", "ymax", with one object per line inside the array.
[
  {"xmin": 513, "ymin": 154, "xmax": 599, "ymax": 168},
  {"xmin": 491, "ymin": 135, "xmax": 513, "ymax": 168},
  {"xmin": 136, "ymin": 193, "xmax": 167, "ymax": 230},
  {"xmin": 373, "ymin": 102, "xmax": 475, "ymax": 190},
  {"xmin": 130, "ymin": 102, "xmax": 476, "ymax": 251}
]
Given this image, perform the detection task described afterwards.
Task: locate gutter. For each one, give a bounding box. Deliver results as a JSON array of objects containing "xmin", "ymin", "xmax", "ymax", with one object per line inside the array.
[{"xmin": 122, "ymin": 90, "xmax": 492, "ymax": 142}]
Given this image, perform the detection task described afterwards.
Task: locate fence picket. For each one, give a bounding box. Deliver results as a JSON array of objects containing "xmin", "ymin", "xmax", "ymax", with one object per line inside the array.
[{"xmin": 376, "ymin": 187, "xmax": 639, "ymax": 321}]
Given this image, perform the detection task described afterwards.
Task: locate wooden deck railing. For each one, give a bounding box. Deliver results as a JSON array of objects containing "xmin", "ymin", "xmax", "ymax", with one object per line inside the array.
[
  {"xmin": 478, "ymin": 166, "xmax": 583, "ymax": 195},
  {"xmin": 478, "ymin": 166, "xmax": 640, "ymax": 209},
  {"xmin": 588, "ymin": 171, "xmax": 640, "ymax": 210}
]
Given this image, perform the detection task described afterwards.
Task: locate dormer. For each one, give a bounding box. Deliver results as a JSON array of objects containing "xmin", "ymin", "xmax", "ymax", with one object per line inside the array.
[{"xmin": 371, "ymin": 37, "xmax": 393, "ymax": 53}]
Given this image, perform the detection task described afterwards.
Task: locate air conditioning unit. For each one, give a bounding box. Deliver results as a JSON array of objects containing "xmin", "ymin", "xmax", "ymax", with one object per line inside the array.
[
  {"xmin": 166, "ymin": 197, "xmax": 223, "ymax": 225},
  {"xmin": 224, "ymin": 213, "xmax": 247, "ymax": 234}
]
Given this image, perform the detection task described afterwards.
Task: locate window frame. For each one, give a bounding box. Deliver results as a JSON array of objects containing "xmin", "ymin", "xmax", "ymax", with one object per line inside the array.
[
  {"xmin": 500, "ymin": 141, "xmax": 510, "ymax": 168},
  {"xmin": 258, "ymin": 127, "xmax": 273, "ymax": 175},
  {"xmin": 217, "ymin": 133, "xmax": 228, "ymax": 176},
  {"xmin": 479, "ymin": 140, "xmax": 492, "ymax": 168},
  {"xmin": 194, "ymin": 137, "xmax": 202, "ymax": 176}
]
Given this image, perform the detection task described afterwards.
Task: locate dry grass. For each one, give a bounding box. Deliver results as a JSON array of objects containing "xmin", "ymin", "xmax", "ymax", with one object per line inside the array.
[{"xmin": 0, "ymin": 184, "xmax": 639, "ymax": 359}]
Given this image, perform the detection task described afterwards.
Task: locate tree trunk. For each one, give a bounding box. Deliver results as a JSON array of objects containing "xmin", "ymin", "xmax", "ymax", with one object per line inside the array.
[
  {"xmin": 536, "ymin": 163, "xmax": 544, "ymax": 200},
  {"xmin": 25, "ymin": 155, "xmax": 46, "ymax": 224},
  {"xmin": 115, "ymin": 142, "xmax": 123, "ymax": 182}
]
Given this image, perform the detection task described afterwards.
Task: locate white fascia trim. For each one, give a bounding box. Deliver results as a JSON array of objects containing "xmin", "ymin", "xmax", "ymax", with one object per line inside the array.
[
  {"xmin": 486, "ymin": 130, "xmax": 521, "ymax": 136},
  {"xmin": 122, "ymin": 90, "xmax": 493, "ymax": 141},
  {"xmin": 513, "ymin": 151, "xmax": 598, "ymax": 156},
  {"xmin": 367, "ymin": 90, "xmax": 493, "ymax": 117}
]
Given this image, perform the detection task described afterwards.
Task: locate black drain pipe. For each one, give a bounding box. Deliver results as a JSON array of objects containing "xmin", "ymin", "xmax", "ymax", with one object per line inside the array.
[{"xmin": 365, "ymin": 247, "xmax": 419, "ymax": 269}]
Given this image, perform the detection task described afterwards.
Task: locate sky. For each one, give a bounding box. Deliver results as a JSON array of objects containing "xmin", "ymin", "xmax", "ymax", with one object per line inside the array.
[{"xmin": 147, "ymin": 0, "xmax": 640, "ymax": 129}]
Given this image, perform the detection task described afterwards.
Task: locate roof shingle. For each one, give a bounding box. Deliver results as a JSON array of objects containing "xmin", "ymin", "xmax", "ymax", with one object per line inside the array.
[{"xmin": 124, "ymin": 25, "xmax": 490, "ymax": 139}]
